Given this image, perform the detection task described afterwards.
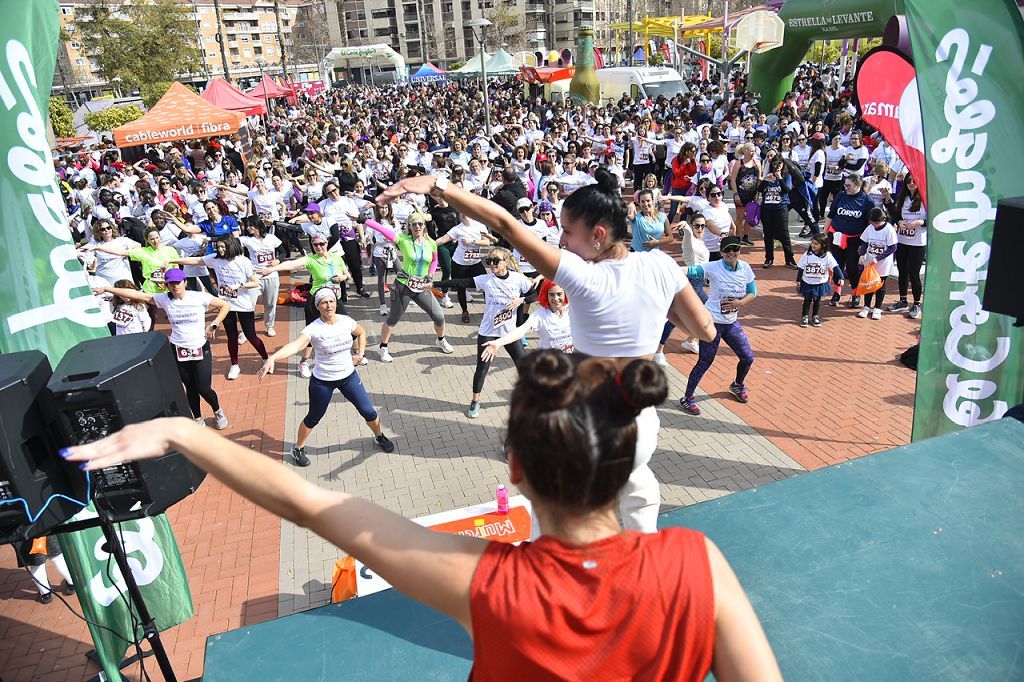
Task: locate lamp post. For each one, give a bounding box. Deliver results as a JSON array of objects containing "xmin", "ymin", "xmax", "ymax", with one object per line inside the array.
[
  {"xmin": 256, "ymin": 59, "xmax": 272, "ymax": 116},
  {"xmin": 466, "ymin": 18, "xmax": 493, "ymax": 138}
]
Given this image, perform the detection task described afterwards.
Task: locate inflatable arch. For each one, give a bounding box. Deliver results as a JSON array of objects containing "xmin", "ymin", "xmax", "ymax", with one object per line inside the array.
[
  {"xmin": 321, "ymin": 44, "xmax": 408, "ymax": 83},
  {"xmin": 749, "ymin": 0, "xmax": 901, "ymax": 109}
]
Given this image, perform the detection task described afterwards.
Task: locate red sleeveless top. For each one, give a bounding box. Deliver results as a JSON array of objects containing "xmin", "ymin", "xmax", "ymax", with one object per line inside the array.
[{"xmin": 469, "ymin": 527, "xmax": 714, "ymax": 681}]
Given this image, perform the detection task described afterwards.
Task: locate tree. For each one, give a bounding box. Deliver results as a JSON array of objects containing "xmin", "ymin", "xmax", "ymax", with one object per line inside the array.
[
  {"xmin": 72, "ymin": 0, "xmax": 201, "ymax": 94},
  {"xmin": 49, "ymin": 98, "xmax": 76, "ymax": 138},
  {"xmin": 84, "ymin": 105, "xmax": 144, "ymax": 132},
  {"xmin": 291, "ymin": 1, "xmax": 332, "ymax": 65},
  {"xmin": 484, "ymin": 5, "xmax": 524, "ymax": 52},
  {"xmin": 273, "ymin": 0, "xmax": 292, "ymax": 83}
]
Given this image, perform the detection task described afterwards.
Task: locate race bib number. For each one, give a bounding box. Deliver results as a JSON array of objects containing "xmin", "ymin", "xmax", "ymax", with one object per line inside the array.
[
  {"xmin": 463, "ymin": 249, "xmax": 481, "ymax": 261},
  {"xmin": 867, "ymin": 243, "xmax": 885, "ymax": 256},
  {"xmin": 112, "ymin": 308, "xmax": 133, "ymax": 326},
  {"xmin": 560, "ymin": 342, "xmax": 574, "ymax": 354},
  {"xmin": 897, "ymin": 224, "xmax": 917, "ymax": 238},
  {"xmin": 150, "ymin": 267, "xmax": 166, "ymax": 283},
  {"xmin": 218, "ymin": 284, "xmax": 239, "ymax": 298},
  {"xmin": 175, "ymin": 345, "xmax": 203, "ymax": 362},
  {"xmin": 405, "ymin": 275, "xmax": 431, "ymax": 293},
  {"xmin": 256, "ymin": 251, "xmax": 275, "ymax": 265},
  {"xmin": 493, "ymin": 308, "xmax": 515, "ymax": 328},
  {"xmin": 826, "ymin": 164, "xmax": 841, "ymax": 176},
  {"xmin": 804, "ymin": 263, "xmax": 827, "ymax": 277}
]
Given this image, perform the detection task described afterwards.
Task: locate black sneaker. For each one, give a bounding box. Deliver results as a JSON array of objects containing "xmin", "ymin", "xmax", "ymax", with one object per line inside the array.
[
  {"xmin": 62, "ymin": 581, "xmax": 75, "ymax": 596},
  {"xmin": 762, "ymin": 261, "xmax": 773, "ymax": 269},
  {"xmin": 357, "ymin": 289, "xmax": 371, "ymax": 298},
  {"xmin": 828, "ymin": 293, "xmax": 841, "ymax": 307},
  {"xmin": 811, "ymin": 315, "xmax": 823, "ymax": 327},
  {"xmin": 375, "ymin": 434, "xmax": 395, "ymax": 453},
  {"xmin": 39, "ymin": 591, "xmax": 53, "ymax": 605},
  {"xmin": 784, "ymin": 262, "xmax": 799, "ymax": 270},
  {"xmin": 741, "ymin": 236, "xmax": 754, "ymax": 246},
  {"xmin": 290, "ymin": 446, "xmax": 310, "ymax": 467},
  {"xmin": 848, "ymin": 295, "xmax": 862, "ymax": 308},
  {"xmin": 887, "ymin": 300, "xmax": 910, "ymax": 313},
  {"xmin": 798, "ymin": 226, "xmax": 811, "ymax": 239},
  {"xmin": 800, "ymin": 315, "xmax": 809, "ymax": 327}
]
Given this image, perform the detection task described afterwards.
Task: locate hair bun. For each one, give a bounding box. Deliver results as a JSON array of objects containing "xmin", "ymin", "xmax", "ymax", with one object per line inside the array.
[
  {"xmin": 592, "ymin": 166, "xmax": 620, "ymax": 194},
  {"xmin": 519, "ymin": 349, "xmax": 577, "ymax": 409},
  {"xmin": 619, "ymin": 360, "xmax": 669, "ymax": 413}
]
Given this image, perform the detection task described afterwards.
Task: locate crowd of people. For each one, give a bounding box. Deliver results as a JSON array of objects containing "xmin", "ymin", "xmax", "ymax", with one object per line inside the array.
[{"xmin": 56, "ymin": 58, "xmax": 927, "ymax": 677}]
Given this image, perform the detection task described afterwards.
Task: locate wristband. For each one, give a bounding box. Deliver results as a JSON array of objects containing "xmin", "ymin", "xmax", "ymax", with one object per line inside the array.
[{"xmin": 209, "ymin": 322, "xmax": 219, "ymax": 329}]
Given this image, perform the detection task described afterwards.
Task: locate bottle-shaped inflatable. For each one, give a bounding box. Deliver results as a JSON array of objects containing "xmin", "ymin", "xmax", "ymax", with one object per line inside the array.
[{"xmin": 569, "ymin": 26, "xmax": 600, "ymax": 105}]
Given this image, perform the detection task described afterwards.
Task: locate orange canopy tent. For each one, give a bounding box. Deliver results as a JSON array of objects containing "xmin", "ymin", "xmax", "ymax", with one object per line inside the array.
[
  {"xmin": 246, "ymin": 76, "xmax": 291, "ymax": 100},
  {"xmin": 114, "ymin": 82, "xmax": 245, "ymax": 148},
  {"xmin": 201, "ymin": 77, "xmax": 266, "ymax": 116}
]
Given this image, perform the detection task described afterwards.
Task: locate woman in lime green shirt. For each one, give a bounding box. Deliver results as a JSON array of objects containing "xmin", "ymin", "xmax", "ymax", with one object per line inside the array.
[{"xmin": 84, "ymin": 227, "xmax": 179, "ymax": 294}]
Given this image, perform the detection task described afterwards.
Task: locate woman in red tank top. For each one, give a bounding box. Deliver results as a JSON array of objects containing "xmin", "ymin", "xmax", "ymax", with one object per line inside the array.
[{"xmin": 67, "ymin": 351, "xmax": 781, "ymax": 682}]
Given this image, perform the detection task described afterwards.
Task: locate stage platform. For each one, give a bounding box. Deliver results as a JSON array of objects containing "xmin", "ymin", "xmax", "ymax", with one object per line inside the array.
[{"xmin": 204, "ymin": 418, "xmax": 1024, "ymax": 681}]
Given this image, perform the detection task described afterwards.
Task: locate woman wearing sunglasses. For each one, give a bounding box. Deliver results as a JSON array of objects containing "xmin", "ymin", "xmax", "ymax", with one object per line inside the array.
[
  {"xmin": 363, "ymin": 213, "xmax": 454, "ymax": 363},
  {"xmin": 701, "ymin": 186, "xmax": 737, "ymax": 262},
  {"xmin": 654, "ymin": 212, "xmax": 712, "ymax": 366},
  {"xmin": 679, "ymin": 236, "xmax": 758, "ymax": 415},
  {"xmin": 377, "ymin": 168, "xmax": 714, "ymax": 533},
  {"xmin": 728, "ymin": 143, "xmax": 762, "ymax": 247}
]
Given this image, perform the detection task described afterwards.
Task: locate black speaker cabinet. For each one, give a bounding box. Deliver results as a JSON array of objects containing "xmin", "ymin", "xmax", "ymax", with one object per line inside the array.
[
  {"xmin": 0, "ymin": 351, "xmax": 85, "ymax": 544},
  {"xmin": 48, "ymin": 332, "xmax": 206, "ymax": 522},
  {"xmin": 983, "ymin": 197, "xmax": 1024, "ymax": 326}
]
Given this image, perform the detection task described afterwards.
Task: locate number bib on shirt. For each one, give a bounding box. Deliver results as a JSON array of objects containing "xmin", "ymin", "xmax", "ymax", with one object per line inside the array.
[
  {"xmin": 112, "ymin": 308, "xmax": 134, "ymax": 326},
  {"xmin": 256, "ymin": 251, "xmax": 275, "ymax": 265},
  {"xmin": 405, "ymin": 275, "xmax": 431, "ymax": 293},
  {"xmin": 175, "ymin": 345, "xmax": 203, "ymax": 362},
  {"xmin": 826, "ymin": 163, "xmax": 841, "ymax": 176},
  {"xmin": 493, "ymin": 308, "xmax": 515, "ymax": 328},
  {"xmin": 897, "ymin": 224, "xmax": 917, "ymax": 238},
  {"xmin": 218, "ymin": 284, "xmax": 239, "ymax": 299},
  {"xmin": 150, "ymin": 267, "xmax": 166, "ymax": 284},
  {"xmin": 463, "ymin": 248, "xmax": 481, "ymax": 261}
]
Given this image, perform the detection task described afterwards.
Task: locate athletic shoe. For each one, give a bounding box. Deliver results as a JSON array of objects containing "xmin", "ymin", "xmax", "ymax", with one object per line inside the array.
[
  {"xmin": 679, "ymin": 396, "xmax": 701, "ymax": 415},
  {"xmin": 439, "ymin": 294, "xmax": 454, "ymax": 309},
  {"xmin": 368, "ymin": 265, "xmax": 377, "ymax": 276},
  {"xmin": 800, "ymin": 315, "xmax": 809, "ymax": 328},
  {"xmin": 908, "ymin": 303, "xmax": 922, "ymax": 319},
  {"xmin": 437, "ymin": 338, "xmax": 454, "ymax": 354},
  {"xmin": 62, "ymin": 581, "xmax": 75, "ymax": 596},
  {"xmin": 461, "ymin": 311, "xmax": 471, "ymax": 324},
  {"xmin": 521, "ymin": 337, "xmax": 528, "ymax": 348},
  {"xmin": 379, "ymin": 304, "xmax": 389, "ymax": 316},
  {"xmin": 227, "ymin": 364, "xmax": 241, "ymax": 380},
  {"xmin": 466, "ymin": 292, "xmax": 475, "ymax": 303},
  {"xmin": 848, "ymin": 295, "xmax": 862, "ymax": 308},
  {"xmin": 653, "ymin": 351, "xmax": 668, "ymax": 367},
  {"xmin": 680, "ymin": 339, "xmax": 700, "ymax": 354},
  {"xmin": 375, "ymin": 434, "xmax": 395, "ymax": 453},
  {"xmin": 266, "ymin": 327, "xmax": 277, "ymax": 337},
  {"xmin": 254, "ymin": 312, "xmax": 264, "ymax": 321},
  {"xmin": 798, "ymin": 226, "xmax": 811, "ymax": 239},
  {"xmin": 857, "ymin": 306, "xmax": 871, "ymax": 318},
  {"xmin": 466, "ymin": 400, "xmax": 481, "ymax": 419},
  {"xmin": 784, "ymin": 262, "xmax": 799, "ymax": 270},
  {"xmin": 290, "ymin": 446, "xmax": 310, "ymax": 467},
  {"xmin": 195, "ymin": 417, "xmax": 206, "ymax": 427},
  {"xmin": 828, "ymin": 293, "xmax": 841, "ymax": 307},
  {"xmin": 762, "ymin": 261, "xmax": 773, "ymax": 269},
  {"xmin": 887, "ymin": 300, "xmax": 910, "ymax": 313},
  {"xmin": 378, "ymin": 346, "xmax": 394, "ymax": 363},
  {"xmin": 38, "ymin": 592, "xmax": 53, "ymax": 605},
  {"xmin": 811, "ymin": 315, "xmax": 823, "ymax": 327},
  {"xmin": 357, "ymin": 289, "xmax": 371, "ymax": 298},
  {"xmin": 299, "ymin": 359, "xmax": 313, "ymax": 378},
  {"xmin": 214, "ymin": 409, "xmax": 229, "ymax": 430},
  {"xmin": 741, "ymin": 236, "xmax": 754, "ymax": 246},
  {"xmin": 238, "ymin": 332, "xmax": 247, "ymax": 345},
  {"xmin": 729, "ymin": 382, "xmax": 749, "ymax": 404},
  {"xmin": 870, "ymin": 308, "xmax": 882, "ymax": 320}
]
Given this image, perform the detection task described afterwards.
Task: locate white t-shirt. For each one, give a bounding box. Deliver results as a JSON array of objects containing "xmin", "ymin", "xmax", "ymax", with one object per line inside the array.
[
  {"xmin": 301, "ymin": 316, "xmax": 357, "ymax": 381},
  {"xmin": 842, "ymin": 146, "xmax": 870, "ymax": 177},
  {"xmin": 172, "ymin": 236, "xmax": 210, "ymax": 277},
  {"xmin": 701, "ymin": 259, "xmax": 755, "ymax": 325},
  {"xmin": 153, "ymin": 290, "xmax": 213, "ymax": 350},
  {"xmin": 90, "ymin": 237, "xmax": 139, "ymax": 285},
  {"xmin": 512, "ymin": 219, "xmax": 555, "ymax": 273},
  {"xmin": 527, "ymin": 307, "xmax": 574, "ymax": 353},
  {"xmin": 474, "ymin": 272, "xmax": 533, "ymax": 338},
  {"xmin": 861, "ymin": 223, "xmax": 899, "ymax": 277},
  {"xmin": 809, "ymin": 149, "xmax": 826, "ymax": 187},
  {"xmin": 111, "ymin": 303, "xmax": 151, "ymax": 335},
  {"xmin": 248, "ymin": 189, "xmax": 284, "ymax": 221},
  {"xmin": 240, "ymin": 234, "xmax": 283, "ymax": 270},
  {"xmin": 797, "ymin": 250, "xmax": 841, "ymax": 285},
  {"xmin": 554, "ymin": 249, "xmax": 688, "ymax": 357},
  {"xmin": 896, "ymin": 198, "xmax": 928, "ymax": 247},
  {"xmin": 202, "ymin": 254, "xmax": 256, "ymax": 311},
  {"xmin": 701, "ymin": 204, "xmax": 733, "ymax": 253},
  {"xmin": 823, "ymin": 146, "xmax": 847, "ymax": 182},
  {"xmin": 449, "ymin": 221, "xmax": 488, "ymax": 266}
]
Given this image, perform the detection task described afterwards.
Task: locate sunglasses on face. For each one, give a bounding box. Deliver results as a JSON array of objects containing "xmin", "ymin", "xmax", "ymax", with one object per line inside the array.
[
  {"xmin": 692, "ymin": 224, "xmax": 706, "ymax": 229},
  {"xmin": 312, "ymin": 241, "xmax": 328, "ymax": 247},
  {"xmin": 484, "ymin": 258, "xmax": 501, "ymax": 265},
  {"xmin": 722, "ymin": 246, "xmax": 741, "ymax": 253},
  {"xmin": 709, "ymin": 191, "xmax": 723, "ymax": 197},
  {"xmin": 408, "ymin": 221, "xmax": 424, "ymax": 226}
]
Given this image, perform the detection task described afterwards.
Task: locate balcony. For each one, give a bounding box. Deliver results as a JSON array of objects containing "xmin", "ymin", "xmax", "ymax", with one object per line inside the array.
[{"xmin": 228, "ymin": 11, "xmax": 260, "ymax": 21}]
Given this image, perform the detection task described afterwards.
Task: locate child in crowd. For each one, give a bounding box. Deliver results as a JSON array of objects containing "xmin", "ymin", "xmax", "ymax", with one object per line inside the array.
[{"xmin": 796, "ymin": 233, "xmax": 845, "ymax": 327}]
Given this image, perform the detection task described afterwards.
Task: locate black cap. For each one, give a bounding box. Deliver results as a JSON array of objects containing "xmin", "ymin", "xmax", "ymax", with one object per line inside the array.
[{"xmin": 720, "ymin": 236, "xmax": 742, "ymax": 251}]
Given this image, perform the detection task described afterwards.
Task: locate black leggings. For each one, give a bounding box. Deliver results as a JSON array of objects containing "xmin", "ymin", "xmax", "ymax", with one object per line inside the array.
[
  {"xmin": 830, "ymin": 235, "xmax": 863, "ymax": 292},
  {"xmin": 339, "ymin": 239, "xmax": 365, "ymax": 292},
  {"xmin": 761, "ymin": 207, "xmax": 794, "ymax": 264},
  {"xmin": 449, "ymin": 261, "xmax": 485, "ymax": 313},
  {"xmin": 802, "ymin": 296, "xmax": 821, "ymax": 317},
  {"xmin": 473, "ymin": 334, "xmax": 525, "ymax": 394},
  {"xmin": 176, "ymin": 342, "xmax": 220, "ymax": 417},
  {"xmin": 895, "ymin": 243, "xmax": 926, "ymax": 303},
  {"xmin": 818, "ymin": 179, "xmax": 843, "ymax": 218},
  {"xmin": 187, "ymin": 274, "xmax": 216, "ymax": 295},
  {"xmin": 222, "ymin": 311, "xmax": 268, "ymax": 364},
  {"xmin": 863, "ymin": 276, "xmax": 888, "ymax": 309}
]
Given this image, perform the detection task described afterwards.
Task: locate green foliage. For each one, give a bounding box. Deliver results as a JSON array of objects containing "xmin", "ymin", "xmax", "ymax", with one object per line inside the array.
[
  {"xmin": 84, "ymin": 105, "xmax": 144, "ymax": 132},
  {"xmin": 648, "ymin": 51, "xmax": 666, "ymax": 66},
  {"xmin": 856, "ymin": 38, "xmax": 883, "ymax": 58},
  {"xmin": 72, "ymin": 0, "xmax": 201, "ymax": 93},
  {"xmin": 449, "ymin": 61, "xmax": 466, "ymax": 71},
  {"xmin": 49, "ymin": 98, "xmax": 76, "ymax": 138}
]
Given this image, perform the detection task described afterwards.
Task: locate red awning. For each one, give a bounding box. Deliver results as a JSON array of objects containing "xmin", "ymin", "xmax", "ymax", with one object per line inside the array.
[
  {"xmin": 520, "ymin": 66, "xmax": 576, "ymax": 84},
  {"xmin": 246, "ymin": 76, "xmax": 292, "ymax": 99},
  {"xmin": 201, "ymin": 77, "xmax": 266, "ymax": 116}
]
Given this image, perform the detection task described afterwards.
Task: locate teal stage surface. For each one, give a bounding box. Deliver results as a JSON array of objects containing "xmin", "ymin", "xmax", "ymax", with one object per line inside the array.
[{"xmin": 204, "ymin": 418, "xmax": 1024, "ymax": 681}]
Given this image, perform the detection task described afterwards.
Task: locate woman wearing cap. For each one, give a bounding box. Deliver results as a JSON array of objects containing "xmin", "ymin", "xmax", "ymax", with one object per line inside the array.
[
  {"xmin": 93, "ymin": 268, "xmax": 231, "ymax": 429},
  {"xmin": 171, "ymin": 237, "xmax": 269, "ymax": 380},
  {"xmin": 257, "ymin": 287, "xmax": 394, "ymax": 467},
  {"xmin": 364, "ymin": 213, "xmax": 454, "ymax": 363},
  {"xmin": 377, "ymin": 168, "xmax": 714, "ymax": 533},
  {"xmin": 68, "ymin": 351, "xmax": 780, "ymax": 681},
  {"xmin": 679, "ymin": 236, "xmax": 758, "ymax": 415},
  {"xmin": 259, "ymin": 234, "xmax": 350, "ymax": 378}
]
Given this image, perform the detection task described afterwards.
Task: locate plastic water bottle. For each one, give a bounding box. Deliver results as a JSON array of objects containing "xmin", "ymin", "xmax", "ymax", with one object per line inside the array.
[{"xmin": 496, "ymin": 485, "xmax": 510, "ymax": 515}]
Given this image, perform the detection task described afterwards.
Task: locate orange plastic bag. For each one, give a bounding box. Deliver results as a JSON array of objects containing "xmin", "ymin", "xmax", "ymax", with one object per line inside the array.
[
  {"xmin": 29, "ymin": 537, "xmax": 47, "ymax": 556},
  {"xmin": 854, "ymin": 262, "xmax": 882, "ymax": 295},
  {"xmin": 331, "ymin": 555, "xmax": 357, "ymax": 602}
]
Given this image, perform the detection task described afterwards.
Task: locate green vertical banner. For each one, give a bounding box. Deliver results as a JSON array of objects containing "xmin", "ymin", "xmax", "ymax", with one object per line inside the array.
[
  {"xmin": 905, "ymin": 0, "xmax": 1024, "ymax": 440},
  {"xmin": 0, "ymin": 2, "xmax": 194, "ymax": 680}
]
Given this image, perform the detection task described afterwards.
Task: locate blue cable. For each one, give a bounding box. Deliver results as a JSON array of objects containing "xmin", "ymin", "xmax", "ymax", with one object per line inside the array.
[{"xmin": 0, "ymin": 468, "xmax": 92, "ymax": 525}]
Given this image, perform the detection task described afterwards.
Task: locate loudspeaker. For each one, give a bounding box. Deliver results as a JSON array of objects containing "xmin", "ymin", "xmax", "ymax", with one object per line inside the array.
[
  {"xmin": 0, "ymin": 352, "xmax": 87, "ymax": 544},
  {"xmin": 48, "ymin": 332, "xmax": 206, "ymax": 522},
  {"xmin": 983, "ymin": 197, "xmax": 1024, "ymax": 326}
]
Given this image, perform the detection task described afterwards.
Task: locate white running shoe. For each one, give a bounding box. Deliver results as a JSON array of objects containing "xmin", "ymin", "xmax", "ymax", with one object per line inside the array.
[
  {"xmin": 214, "ymin": 409, "xmax": 229, "ymax": 430},
  {"xmin": 379, "ymin": 304, "xmax": 389, "ymax": 316},
  {"xmin": 466, "ymin": 292, "xmax": 475, "ymax": 303},
  {"xmin": 299, "ymin": 359, "xmax": 312, "ymax": 378},
  {"xmin": 266, "ymin": 327, "xmax": 277, "ymax": 337},
  {"xmin": 680, "ymin": 339, "xmax": 700, "ymax": 354},
  {"xmin": 437, "ymin": 338, "xmax": 454, "ymax": 354},
  {"xmin": 857, "ymin": 306, "xmax": 871, "ymax": 318},
  {"xmin": 195, "ymin": 417, "xmax": 206, "ymax": 427},
  {"xmin": 870, "ymin": 308, "xmax": 882, "ymax": 320},
  {"xmin": 238, "ymin": 332, "xmax": 247, "ymax": 345},
  {"xmin": 226, "ymin": 364, "xmax": 241, "ymax": 380},
  {"xmin": 653, "ymin": 352, "xmax": 668, "ymax": 367},
  {"xmin": 439, "ymin": 294, "xmax": 454, "ymax": 309},
  {"xmin": 378, "ymin": 346, "xmax": 394, "ymax": 363}
]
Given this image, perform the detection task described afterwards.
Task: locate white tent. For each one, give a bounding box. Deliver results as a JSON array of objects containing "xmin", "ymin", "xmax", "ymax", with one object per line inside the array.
[
  {"xmin": 451, "ymin": 51, "xmax": 494, "ymax": 77},
  {"xmin": 73, "ymin": 96, "xmax": 145, "ymax": 145},
  {"xmin": 321, "ymin": 44, "xmax": 408, "ymax": 82}
]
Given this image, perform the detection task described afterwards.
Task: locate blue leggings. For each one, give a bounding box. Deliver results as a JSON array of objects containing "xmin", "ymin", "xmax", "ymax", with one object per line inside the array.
[
  {"xmin": 303, "ymin": 372, "xmax": 378, "ymax": 428},
  {"xmin": 684, "ymin": 321, "xmax": 754, "ymax": 397},
  {"xmin": 660, "ymin": 273, "xmax": 710, "ymax": 344}
]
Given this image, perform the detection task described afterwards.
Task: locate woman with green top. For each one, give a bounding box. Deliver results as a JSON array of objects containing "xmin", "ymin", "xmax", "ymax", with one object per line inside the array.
[
  {"xmin": 83, "ymin": 227, "xmax": 179, "ymax": 295},
  {"xmin": 259, "ymin": 234, "xmax": 350, "ymax": 378},
  {"xmin": 364, "ymin": 213, "xmax": 455, "ymax": 363}
]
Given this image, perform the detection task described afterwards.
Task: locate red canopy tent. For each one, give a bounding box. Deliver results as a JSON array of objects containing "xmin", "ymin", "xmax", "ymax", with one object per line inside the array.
[
  {"xmin": 201, "ymin": 77, "xmax": 266, "ymax": 116},
  {"xmin": 246, "ymin": 76, "xmax": 291, "ymax": 100}
]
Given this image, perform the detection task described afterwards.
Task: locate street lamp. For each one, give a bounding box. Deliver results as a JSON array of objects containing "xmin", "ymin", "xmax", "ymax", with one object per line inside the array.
[
  {"xmin": 256, "ymin": 59, "xmax": 272, "ymax": 116},
  {"xmin": 466, "ymin": 17, "xmax": 493, "ymax": 138}
]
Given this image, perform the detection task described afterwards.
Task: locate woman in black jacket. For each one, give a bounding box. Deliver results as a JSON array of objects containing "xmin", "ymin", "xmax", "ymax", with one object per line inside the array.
[{"xmin": 824, "ymin": 173, "xmax": 875, "ymax": 307}]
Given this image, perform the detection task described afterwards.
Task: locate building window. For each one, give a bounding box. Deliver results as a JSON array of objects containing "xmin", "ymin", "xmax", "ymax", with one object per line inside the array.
[
  {"xmin": 75, "ymin": 58, "xmax": 84, "ymax": 66},
  {"xmin": 205, "ymin": 35, "xmax": 213, "ymax": 43},
  {"xmin": 208, "ymin": 50, "xmax": 217, "ymax": 57},
  {"xmin": 61, "ymin": 7, "xmax": 72, "ymax": 15},
  {"xmin": 243, "ymin": 49, "xmax": 252, "ymax": 56},
  {"xmin": 71, "ymin": 41, "xmax": 81, "ymax": 48}
]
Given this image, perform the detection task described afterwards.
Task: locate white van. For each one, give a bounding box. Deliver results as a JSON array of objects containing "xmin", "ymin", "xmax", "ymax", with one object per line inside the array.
[{"xmin": 596, "ymin": 67, "xmax": 688, "ymax": 102}]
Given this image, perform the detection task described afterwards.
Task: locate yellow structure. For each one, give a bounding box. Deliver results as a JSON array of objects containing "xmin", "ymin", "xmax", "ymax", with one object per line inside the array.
[{"xmin": 609, "ymin": 14, "xmax": 721, "ymax": 63}]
